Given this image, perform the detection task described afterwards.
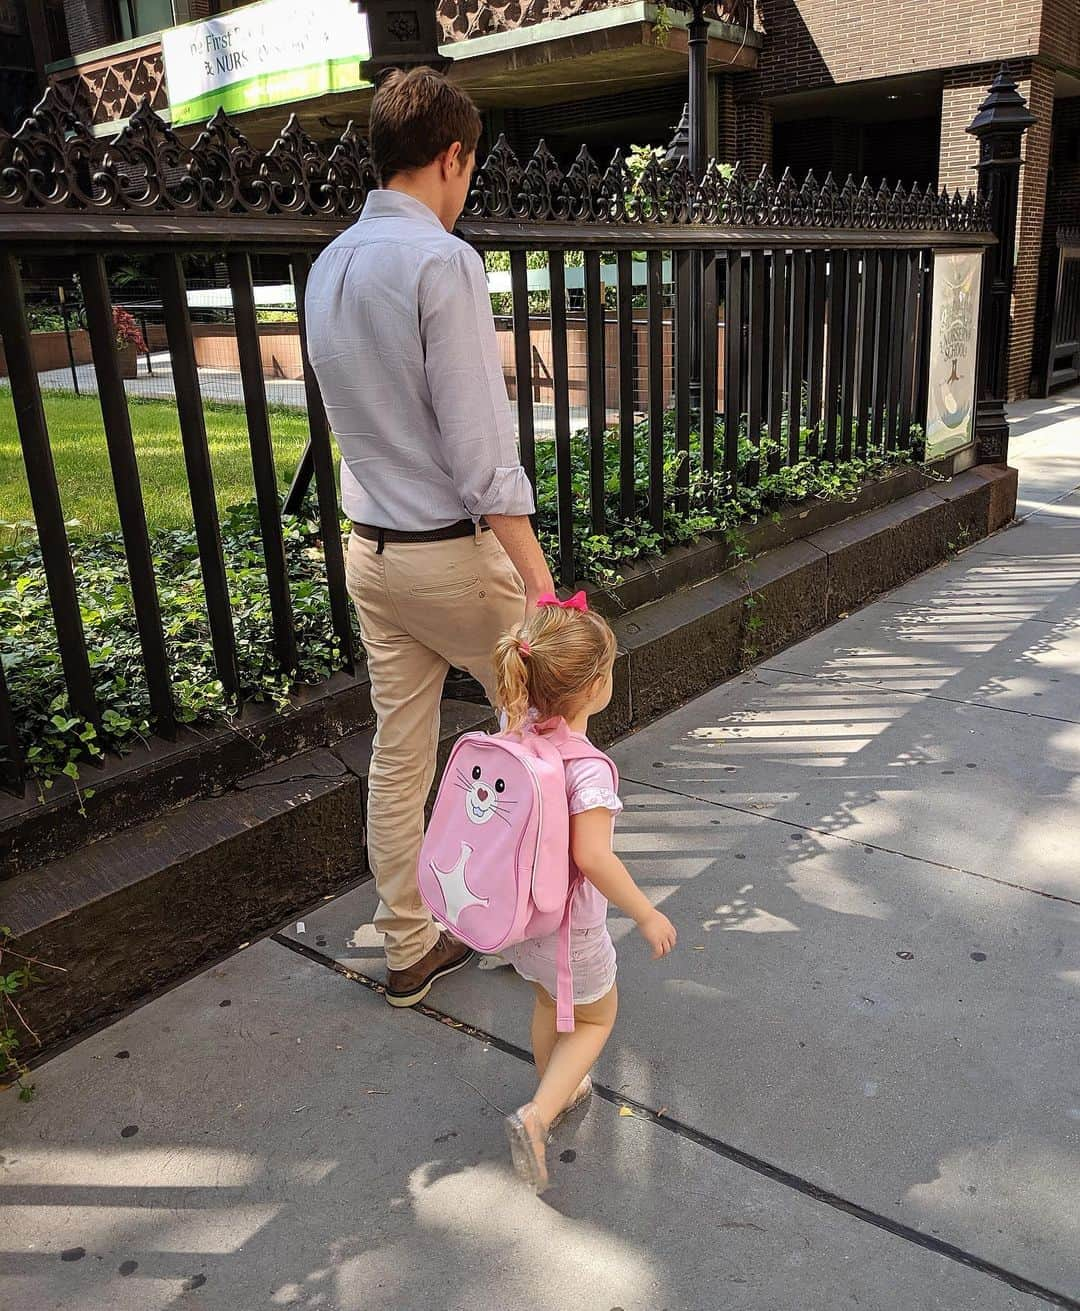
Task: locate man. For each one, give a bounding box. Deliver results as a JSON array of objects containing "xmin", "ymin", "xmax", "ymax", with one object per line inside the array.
[{"xmin": 305, "ymin": 68, "xmax": 554, "ymax": 1009}]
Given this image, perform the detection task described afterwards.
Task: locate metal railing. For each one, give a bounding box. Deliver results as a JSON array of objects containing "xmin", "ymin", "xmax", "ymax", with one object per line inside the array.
[
  {"xmin": 0, "ymin": 89, "xmax": 994, "ymax": 795},
  {"xmin": 1039, "ymin": 228, "xmax": 1080, "ymax": 396}
]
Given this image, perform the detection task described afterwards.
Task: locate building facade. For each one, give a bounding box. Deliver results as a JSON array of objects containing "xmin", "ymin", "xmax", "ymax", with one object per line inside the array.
[
  {"xmin": 751, "ymin": 0, "xmax": 1080, "ymax": 397},
  {"xmin": 7, "ymin": 0, "xmax": 1079, "ymax": 397}
]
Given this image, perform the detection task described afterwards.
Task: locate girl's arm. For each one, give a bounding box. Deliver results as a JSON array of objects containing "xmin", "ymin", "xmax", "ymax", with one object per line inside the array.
[{"xmin": 570, "ymin": 808, "xmax": 677, "ymax": 958}]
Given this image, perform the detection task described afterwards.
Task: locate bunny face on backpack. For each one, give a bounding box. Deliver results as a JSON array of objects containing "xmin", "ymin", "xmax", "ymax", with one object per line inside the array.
[
  {"xmin": 457, "ymin": 759, "xmax": 514, "ymax": 827},
  {"xmin": 420, "ymin": 739, "xmax": 546, "ymax": 950},
  {"xmin": 418, "ymin": 724, "xmax": 615, "ymax": 1031}
]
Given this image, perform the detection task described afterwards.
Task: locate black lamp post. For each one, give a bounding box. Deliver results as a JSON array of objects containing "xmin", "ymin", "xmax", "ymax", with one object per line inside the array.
[
  {"xmin": 664, "ymin": 1, "xmax": 713, "ymax": 421},
  {"xmin": 353, "ymin": 0, "xmax": 450, "ymax": 82},
  {"xmin": 966, "ymin": 65, "xmax": 1035, "ymax": 465},
  {"xmin": 663, "ymin": 0, "xmax": 712, "ymax": 183},
  {"xmin": 686, "ymin": 1, "xmax": 710, "ymax": 183}
]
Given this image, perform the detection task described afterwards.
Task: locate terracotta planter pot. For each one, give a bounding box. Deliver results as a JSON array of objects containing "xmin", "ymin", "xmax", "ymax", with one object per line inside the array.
[{"xmin": 116, "ymin": 343, "xmax": 138, "ymax": 379}]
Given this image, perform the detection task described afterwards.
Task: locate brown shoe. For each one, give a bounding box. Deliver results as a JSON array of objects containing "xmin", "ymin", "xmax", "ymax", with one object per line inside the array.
[{"xmin": 384, "ymin": 932, "xmax": 474, "ymax": 1008}]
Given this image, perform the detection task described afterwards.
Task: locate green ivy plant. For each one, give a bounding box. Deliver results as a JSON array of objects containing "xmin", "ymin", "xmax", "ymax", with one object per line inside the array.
[
  {"xmin": 0, "ymin": 417, "xmax": 920, "ymax": 787},
  {"xmin": 1, "ymin": 501, "xmax": 346, "ymax": 789},
  {"xmin": 532, "ymin": 412, "xmax": 921, "ymax": 584},
  {"xmin": 652, "ymin": 3, "xmax": 675, "ymax": 45}
]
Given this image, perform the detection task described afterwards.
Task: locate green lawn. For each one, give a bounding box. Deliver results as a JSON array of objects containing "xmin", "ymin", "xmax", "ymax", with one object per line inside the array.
[{"xmin": 0, "ymin": 389, "xmax": 314, "ymax": 535}]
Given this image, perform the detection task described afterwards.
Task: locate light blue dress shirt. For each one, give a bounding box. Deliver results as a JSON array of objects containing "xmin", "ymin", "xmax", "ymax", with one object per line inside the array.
[{"xmin": 304, "ymin": 189, "xmax": 536, "ymax": 530}]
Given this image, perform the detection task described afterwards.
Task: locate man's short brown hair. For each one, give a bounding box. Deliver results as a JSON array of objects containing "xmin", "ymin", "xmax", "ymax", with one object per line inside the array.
[{"xmin": 369, "ymin": 68, "xmax": 482, "ymax": 183}]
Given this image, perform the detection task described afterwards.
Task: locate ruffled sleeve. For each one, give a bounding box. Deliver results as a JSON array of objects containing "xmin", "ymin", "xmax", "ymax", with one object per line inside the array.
[{"xmin": 566, "ymin": 757, "xmax": 623, "ymax": 817}]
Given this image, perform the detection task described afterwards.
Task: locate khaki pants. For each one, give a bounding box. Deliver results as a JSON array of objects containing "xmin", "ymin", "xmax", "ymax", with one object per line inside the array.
[{"xmin": 346, "ymin": 529, "xmax": 526, "ymax": 969}]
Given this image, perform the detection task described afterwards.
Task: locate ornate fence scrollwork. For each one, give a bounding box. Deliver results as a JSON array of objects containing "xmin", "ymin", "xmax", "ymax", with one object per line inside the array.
[{"xmin": 0, "ymin": 87, "xmax": 992, "ymax": 234}]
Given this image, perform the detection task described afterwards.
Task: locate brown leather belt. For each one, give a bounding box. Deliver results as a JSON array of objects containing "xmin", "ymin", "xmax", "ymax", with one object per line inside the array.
[{"xmin": 351, "ymin": 518, "xmax": 490, "ymax": 551}]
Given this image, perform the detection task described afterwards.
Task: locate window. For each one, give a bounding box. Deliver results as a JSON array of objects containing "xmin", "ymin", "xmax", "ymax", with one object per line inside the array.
[{"xmin": 114, "ymin": 0, "xmax": 175, "ymax": 40}]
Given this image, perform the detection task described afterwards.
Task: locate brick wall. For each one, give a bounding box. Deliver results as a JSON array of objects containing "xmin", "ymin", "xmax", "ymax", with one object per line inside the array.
[
  {"xmin": 61, "ymin": 0, "xmax": 116, "ymax": 55},
  {"xmin": 1009, "ymin": 62, "xmax": 1056, "ymax": 398},
  {"xmin": 774, "ymin": 115, "xmax": 939, "ymax": 186},
  {"xmin": 935, "ymin": 60, "xmax": 1056, "ymax": 398},
  {"xmin": 773, "ymin": 117, "xmax": 858, "ymax": 180},
  {"xmin": 865, "ymin": 117, "xmax": 941, "ymax": 186},
  {"xmin": 756, "ymin": 0, "xmax": 1044, "ymax": 97},
  {"xmin": 716, "ymin": 74, "xmax": 738, "ymax": 163},
  {"xmin": 939, "ymin": 65, "xmax": 999, "ymax": 192},
  {"xmin": 1040, "ymin": 0, "xmax": 1080, "ymax": 67},
  {"xmin": 732, "ymin": 71, "xmax": 773, "ymax": 173}
]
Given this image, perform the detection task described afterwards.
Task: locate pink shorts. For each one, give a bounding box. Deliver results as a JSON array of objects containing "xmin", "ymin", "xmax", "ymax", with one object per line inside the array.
[{"xmin": 501, "ymin": 924, "xmax": 617, "ymax": 1007}]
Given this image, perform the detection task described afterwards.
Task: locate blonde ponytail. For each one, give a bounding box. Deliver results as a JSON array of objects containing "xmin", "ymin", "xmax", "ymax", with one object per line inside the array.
[
  {"xmin": 493, "ymin": 626, "xmax": 532, "ymax": 733},
  {"xmin": 492, "ymin": 604, "xmax": 617, "ymax": 732}
]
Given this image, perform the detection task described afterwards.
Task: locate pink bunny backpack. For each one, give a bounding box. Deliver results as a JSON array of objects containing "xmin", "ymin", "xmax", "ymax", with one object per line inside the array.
[{"xmin": 417, "ymin": 719, "xmax": 616, "ymax": 1032}]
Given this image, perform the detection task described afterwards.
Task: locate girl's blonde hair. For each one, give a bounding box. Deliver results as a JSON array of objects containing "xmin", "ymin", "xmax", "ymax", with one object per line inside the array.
[{"xmin": 493, "ymin": 603, "xmax": 617, "ymax": 733}]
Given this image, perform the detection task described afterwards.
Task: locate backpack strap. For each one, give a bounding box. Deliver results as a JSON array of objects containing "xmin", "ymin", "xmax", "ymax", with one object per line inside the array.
[
  {"xmin": 555, "ymin": 893, "xmax": 576, "ymax": 1033},
  {"xmin": 546, "ymin": 725, "xmax": 619, "ymax": 1033},
  {"xmin": 556, "ymin": 736, "xmax": 620, "ymax": 794}
]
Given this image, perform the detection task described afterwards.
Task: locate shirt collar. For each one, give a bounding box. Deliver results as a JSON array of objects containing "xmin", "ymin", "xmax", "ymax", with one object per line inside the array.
[{"xmin": 359, "ymin": 188, "xmax": 446, "ymax": 230}]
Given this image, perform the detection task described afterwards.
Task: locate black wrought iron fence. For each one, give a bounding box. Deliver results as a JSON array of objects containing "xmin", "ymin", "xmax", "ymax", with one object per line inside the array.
[
  {"xmin": 0, "ymin": 89, "xmax": 995, "ymax": 797},
  {"xmin": 1039, "ymin": 227, "xmax": 1080, "ymax": 395}
]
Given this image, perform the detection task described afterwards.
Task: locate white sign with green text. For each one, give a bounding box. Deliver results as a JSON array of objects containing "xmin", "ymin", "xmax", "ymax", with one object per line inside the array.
[{"xmin": 161, "ymin": 0, "xmax": 370, "ymax": 128}]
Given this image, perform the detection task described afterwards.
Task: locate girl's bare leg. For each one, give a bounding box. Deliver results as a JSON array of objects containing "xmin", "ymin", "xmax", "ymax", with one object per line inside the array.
[
  {"xmin": 507, "ymin": 985, "xmax": 617, "ymax": 1192},
  {"xmin": 529, "ymin": 982, "xmax": 559, "ymax": 1077},
  {"xmin": 531, "ymin": 985, "xmax": 617, "ymax": 1129}
]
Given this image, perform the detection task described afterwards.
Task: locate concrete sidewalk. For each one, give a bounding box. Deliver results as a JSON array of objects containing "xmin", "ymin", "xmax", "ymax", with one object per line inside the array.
[{"xmin": 4, "ymin": 392, "xmax": 1079, "ymax": 1311}]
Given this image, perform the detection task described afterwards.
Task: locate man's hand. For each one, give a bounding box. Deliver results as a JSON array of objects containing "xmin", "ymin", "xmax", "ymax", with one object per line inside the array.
[{"xmin": 524, "ymin": 584, "xmax": 552, "ymax": 613}]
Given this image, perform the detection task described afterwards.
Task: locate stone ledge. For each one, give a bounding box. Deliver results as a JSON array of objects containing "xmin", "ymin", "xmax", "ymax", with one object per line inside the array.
[
  {"xmin": 3, "ymin": 700, "xmax": 500, "ymax": 1056},
  {"xmin": 0, "ymin": 670, "xmax": 375, "ymax": 882},
  {"xmin": 3, "ymin": 754, "xmax": 363, "ymax": 1053}
]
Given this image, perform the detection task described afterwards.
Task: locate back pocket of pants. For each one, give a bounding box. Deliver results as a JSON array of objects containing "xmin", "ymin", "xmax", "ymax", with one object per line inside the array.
[{"xmin": 409, "ymin": 576, "xmax": 480, "ymax": 599}]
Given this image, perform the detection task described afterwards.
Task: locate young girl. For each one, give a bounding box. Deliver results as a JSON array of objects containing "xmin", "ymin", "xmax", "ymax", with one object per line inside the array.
[{"xmin": 491, "ymin": 595, "xmax": 677, "ymax": 1192}]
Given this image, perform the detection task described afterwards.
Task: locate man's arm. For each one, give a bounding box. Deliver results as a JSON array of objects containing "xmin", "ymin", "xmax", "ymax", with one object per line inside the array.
[
  {"xmin": 485, "ymin": 513, "xmax": 553, "ymax": 610},
  {"xmin": 420, "ymin": 246, "xmax": 554, "ymax": 604}
]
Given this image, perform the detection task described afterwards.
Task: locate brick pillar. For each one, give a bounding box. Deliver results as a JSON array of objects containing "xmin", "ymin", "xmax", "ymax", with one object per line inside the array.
[
  {"xmin": 62, "ymin": 0, "xmax": 116, "ymax": 56},
  {"xmin": 706, "ymin": 70, "xmax": 720, "ymax": 161},
  {"xmin": 715, "ymin": 74, "xmax": 738, "ymax": 164},
  {"xmin": 1010, "ymin": 64, "xmax": 1056, "ymax": 398},
  {"xmin": 733, "ymin": 71, "xmax": 772, "ymax": 174},
  {"xmin": 25, "ymin": 0, "xmax": 53, "ymax": 78}
]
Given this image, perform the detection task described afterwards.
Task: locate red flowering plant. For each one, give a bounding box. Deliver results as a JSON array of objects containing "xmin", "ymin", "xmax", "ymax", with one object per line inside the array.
[{"xmin": 112, "ymin": 306, "xmax": 146, "ymax": 353}]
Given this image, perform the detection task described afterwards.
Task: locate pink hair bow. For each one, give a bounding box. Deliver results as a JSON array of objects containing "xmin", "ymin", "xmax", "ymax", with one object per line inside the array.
[{"xmin": 537, "ymin": 590, "xmax": 589, "ymax": 613}]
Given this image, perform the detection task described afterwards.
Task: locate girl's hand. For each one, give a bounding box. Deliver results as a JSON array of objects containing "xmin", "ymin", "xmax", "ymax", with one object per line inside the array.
[{"xmin": 637, "ymin": 908, "xmax": 677, "ymax": 959}]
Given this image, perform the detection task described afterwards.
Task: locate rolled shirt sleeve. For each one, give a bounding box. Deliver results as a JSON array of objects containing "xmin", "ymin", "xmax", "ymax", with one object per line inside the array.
[{"xmin": 420, "ymin": 247, "xmax": 536, "ymax": 519}]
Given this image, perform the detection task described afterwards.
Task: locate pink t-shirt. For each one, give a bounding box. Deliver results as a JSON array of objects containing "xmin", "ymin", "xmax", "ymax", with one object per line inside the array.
[{"xmin": 565, "ymin": 749, "xmax": 622, "ymax": 929}]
